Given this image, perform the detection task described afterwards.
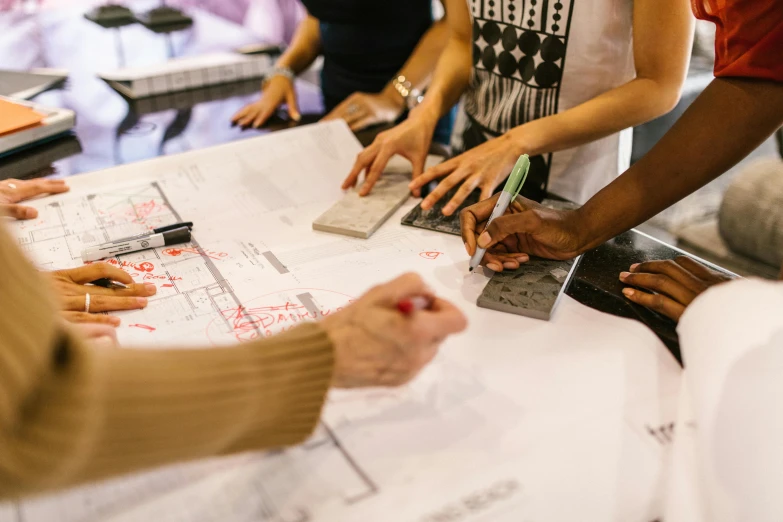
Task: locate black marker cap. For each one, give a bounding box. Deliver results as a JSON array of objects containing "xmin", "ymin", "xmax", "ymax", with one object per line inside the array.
[{"xmin": 163, "ymin": 226, "xmax": 192, "ymax": 246}]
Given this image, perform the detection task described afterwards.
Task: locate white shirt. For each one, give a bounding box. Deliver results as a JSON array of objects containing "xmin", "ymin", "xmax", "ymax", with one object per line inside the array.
[{"xmin": 461, "ymin": 0, "xmax": 635, "ymax": 204}]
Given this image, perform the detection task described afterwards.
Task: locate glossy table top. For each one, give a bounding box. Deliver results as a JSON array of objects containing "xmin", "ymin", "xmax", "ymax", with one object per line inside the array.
[{"xmin": 0, "ymin": 2, "xmax": 697, "ymax": 362}]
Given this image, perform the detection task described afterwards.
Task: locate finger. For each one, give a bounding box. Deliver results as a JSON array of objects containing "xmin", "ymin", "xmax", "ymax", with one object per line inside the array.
[
  {"xmin": 421, "ymin": 167, "xmax": 471, "ymax": 211},
  {"xmin": 342, "ymin": 146, "xmax": 377, "ymax": 190},
  {"xmin": 62, "ymin": 294, "xmax": 148, "ymax": 313},
  {"xmin": 442, "ymin": 175, "xmax": 481, "ymax": 216},
  {"xmin": 67, "ymin": 263, "xmax": 135, "ymax": 285},
  {"xmin": 481, "ymin": 210, "xmax": 544, "ymax": 250},
  {"xmin": 252, "ymin": 104, "xmax": 277, "ymax": 128},
  {"xmin": 480, "ymin": 251, "xmax": 527, "ymax": 272},
  {"xmin": 673, "ymin": 256, "xmax": 724, "ymax": 282},
  {"xmin": 5, "ymin": 178, "xmax": 67, "ymax": 202},
  {"xmin": 622, "ymin": 288, "xmax": 685, "ymax": 322},
  {"xmin": 409, "ymin": 152, "xmax": 428, "ymax": 197},
  {"xmin": 358, "ymin": 148, "xmax": 395, "ymax": 197},
  {"xmin": 480, "ymin": 182, "xmax": 494, "ymax": 202},
  {"xmin": 409, "ymin": 160, "xmax": 456, "ymax": 191},
  {"xmin": 629, "ymin": 259, "xmax": 705, "ymax": 295},
  {"xmin": 284, "ymin": 87, "xmax": 301, "ymax": 121},
  {"xmin": 2, "ymin": 204, "xmax": 38, "ymax": 220},
  {"xmin": 367, "ymin": 272, "xmax": 430, "ymax": 307},
  {"xmin": 61, "ymin": 311, "xmax": 122, "ymax": 326},
  {"xmin": 460, "ymin": 194, "xmax": 502, "ymax": 256},
  {"xmin": 235, "ymin": 107, "xmax": 259, "ymax": 127},
  {"xmin": 348, "ymin": 115, "xmax": 376, "ymax": 132},
  {"xmin": 231, "ymin": 106, "xmax": 250, "ymax": 124},
  {"xmin": 619, "ymin": 271, "xmax": 697, "ymax": 306},
  {"xmin": 84, "ymin": 282, "xmax": 158, "ymax": 298}
]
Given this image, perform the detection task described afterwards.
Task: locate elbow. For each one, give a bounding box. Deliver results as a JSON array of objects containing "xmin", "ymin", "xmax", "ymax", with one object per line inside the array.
[{"xmin": 655, "ymin": 85, "xmax": 683, "ymax": 117}]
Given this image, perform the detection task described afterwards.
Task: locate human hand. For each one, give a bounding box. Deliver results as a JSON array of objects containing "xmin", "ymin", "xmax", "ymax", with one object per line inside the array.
[
  {"xmin": 0, "ymin": 178, "xmax": 70, "ymax": 219},
  {"xmin": 47, "ymin": 263, "xmax": 158, "ymax": 325},
  {"xmin": 342, "ymin": 108, "xmax": 438, "ymax": 197},
  {"xmin": 619, "ymin": 256, "xmax": 736, "ymax": 322},
  {"xmin": 410, "ymin": 133, "xmax": 523, "ymax": 216},
  {"xmin": 322, "ymin": 273, "xmax": 467, "ymax": 388},
  {"xmin": 72, "ymin": 322, "xmax": 119, "ymax": 348},
  {"xmin": 460, "ymin": 193, "xmax": 585, "ymax": 271},
  {"xmin": 231, "ymin": 76, "xmax": 300, "ymax": 129},
  {"xmin": 323, "ymin": 91, "xmax": 404, "ymax": 132}
]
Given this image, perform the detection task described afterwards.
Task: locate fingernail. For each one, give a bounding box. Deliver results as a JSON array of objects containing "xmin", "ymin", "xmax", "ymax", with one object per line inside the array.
[
  {"xmin": 619, "ymin": 272, "xmax": 630, "ymax": 281},
  {"xmin": 503, "ymin": 261, "xmax": 516, "ymax": 269},
  {"xmin": 630, "ymin": 263, "xmax": 640, "ymax": 272},
  {"xmin": 109, "ymin": 316, "xmax": 121, "ymax": 326},
  {"xmin": 464, "ymin": 242, "xmax": 470, "ymax": 255},
  {"xmin": 25, "ymin": 208, "xmax": 37, "ymax": 219},
  {"xmin": 292, "ymin": 113, "xmax": 301, "ymax": 122},
  {"xmin": 622, "ymin": 288, "xmax": 634, "ymax": 297},
  {"xmin": 516, "ymin": 255, "xmax": 528, "ymax": 263},
  {"xmin": 136, "ymin": 297, "xmax": 148, "ymax": 307},
  {"xmin": 487, "ymin": 263, "xmax": 501, "ymax": 272},
  {"xmin": 421, "ymin": 201, "xmax": 431, "ymax": 210},
  {"xmin": 144, "ymin": 283, "xmax": 157, "ymax": 294},
  {"xmin": 442, "ymin": 205, "xmax": 454, "ymax": 215},
  {"xmin": 478, "ymin": 232, "xmax": 492, "ymax": 248}
]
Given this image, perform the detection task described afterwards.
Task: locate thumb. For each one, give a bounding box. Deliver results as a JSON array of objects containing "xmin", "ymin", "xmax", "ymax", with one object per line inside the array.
[
  {"xmin": 285, "ymin": 87, "xmax": 300, "ymax": 122},
  {"xmin": 2, "ymin": 204, "xmax": 37, "ymax": 220},
  {"xmin": 478, "ymin": 210, "xmax": 544, "ymax": 249}
]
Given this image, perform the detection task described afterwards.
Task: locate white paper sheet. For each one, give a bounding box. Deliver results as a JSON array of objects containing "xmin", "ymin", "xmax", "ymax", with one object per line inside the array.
[
  {"xmin": 665, "ymin": 279, "xmax": 783, "ymax": 522},
  {"xmin": 6, "ymin": 121, "xmax": 682, "ymax": 521}
]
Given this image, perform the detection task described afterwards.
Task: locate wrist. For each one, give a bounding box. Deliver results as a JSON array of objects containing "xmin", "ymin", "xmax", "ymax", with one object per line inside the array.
[
  {"xmin": 507, "ymin": 124, "xmax": 544, "ymax": 158},
  {"xmin": 380, "ymin": 84, "xmax": 407, "ymax": 113},
  {"xmin": 569, "ymin": 204, "xmax": 601, "ymax": 254}
]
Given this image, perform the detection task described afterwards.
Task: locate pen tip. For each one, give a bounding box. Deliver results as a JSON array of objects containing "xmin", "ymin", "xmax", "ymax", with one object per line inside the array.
[{"xmin": 468, "ymin": 267, "xmax": 473, "ymax": 273}]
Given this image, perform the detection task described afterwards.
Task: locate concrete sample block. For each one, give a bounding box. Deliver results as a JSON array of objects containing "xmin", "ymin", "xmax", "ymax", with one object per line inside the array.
[
  {"xmin": 313, "ymin": 173, "xmax": 411, "ymax": 239},
  {"xmin": 477, "ymin": 256, "xmax": 579, "ymax": 320}
]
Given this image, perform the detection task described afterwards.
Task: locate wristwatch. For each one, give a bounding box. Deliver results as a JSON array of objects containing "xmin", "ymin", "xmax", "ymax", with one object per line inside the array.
[
  {"xmin": 392, "ymin": 75, "xmax": 424, "ymax": 110},
  {"xmin": 262, "ymin": 66, "xmax": 295, "ymax": 86}
]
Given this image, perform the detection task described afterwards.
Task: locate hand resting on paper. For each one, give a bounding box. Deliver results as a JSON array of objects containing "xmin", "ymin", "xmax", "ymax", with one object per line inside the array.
[
  {"xmin": 46, "ymin": 263, "xmax": 157, "ymax": 326},
  {"xmin": 322, "ymin": 272, "xmax": 467, "ymax": 387},
  {"xmin": 0, "ymin": 178, "xmax": 70, "ymax": 220},
  {"xmin": 619, "ymin": 256, "xmax": 736, "ymax": 322},
  {"xmin": 322, "ymin": 91, "xmax": 404, "ymax": 132}
]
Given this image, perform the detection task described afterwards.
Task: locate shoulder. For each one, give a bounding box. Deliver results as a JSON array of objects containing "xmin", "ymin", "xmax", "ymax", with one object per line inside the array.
[{"xmin": 695, "ymin": 0, "xmax": 783, "ymax": 81}]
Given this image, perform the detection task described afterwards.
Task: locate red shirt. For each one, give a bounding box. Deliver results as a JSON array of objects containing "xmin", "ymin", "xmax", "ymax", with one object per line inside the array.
[{"xmin": 691, "ymin": 0, "xmax": 783, "ymax": 82}]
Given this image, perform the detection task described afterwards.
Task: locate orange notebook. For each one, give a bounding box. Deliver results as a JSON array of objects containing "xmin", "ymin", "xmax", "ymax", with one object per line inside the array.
[{"xmin": 0, "ymin": 99, "xmax": 45, "ymax": 136}]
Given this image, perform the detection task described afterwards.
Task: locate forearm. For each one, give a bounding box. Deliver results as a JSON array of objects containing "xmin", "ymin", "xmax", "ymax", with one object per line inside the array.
[
  {"xmin": 276, "ymin": 14, "xmax": 321, "ymax": 75},
  {"xmin": 575, "ymin": 78, "xmax": 783, "ymax": 252},
  {"xmin": 513, "ymin": 76, "xmax": 685, "ymax": 157},
  {"xmin": 379, "ymin": 19, "xmax": 450, "ymax": 105},
  {"xmin": 514, "ymin": 0, "xmax": 692, "ymax": 157},
  {"xmin": 411, "ymin": 0, "xmax": 473, "ymax": 122},
  {"xmin": 0, "ymin": 221, "xmax": 333, "ymax": 498}
]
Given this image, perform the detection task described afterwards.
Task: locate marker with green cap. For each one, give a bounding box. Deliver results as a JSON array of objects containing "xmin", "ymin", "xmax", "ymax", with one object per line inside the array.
[{"xmin": 468, "ymin": 153, "xmax": 530, "ymax": 272}]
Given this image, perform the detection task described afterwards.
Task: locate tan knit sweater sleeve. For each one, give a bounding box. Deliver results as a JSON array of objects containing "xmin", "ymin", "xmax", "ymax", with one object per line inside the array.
[{"xmin": 0, "ymin": 223, "xmax": 334, "ymax": 499}]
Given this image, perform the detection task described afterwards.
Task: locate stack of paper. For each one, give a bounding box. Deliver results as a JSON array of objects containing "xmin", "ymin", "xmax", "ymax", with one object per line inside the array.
[{"xmin": 100, "ymin": 52, "xmax": 273, "ymax": 99}]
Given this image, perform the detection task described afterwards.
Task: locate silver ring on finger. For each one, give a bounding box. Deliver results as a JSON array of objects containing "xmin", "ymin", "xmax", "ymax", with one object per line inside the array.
[
  {"xmin": 84, "ymin": 293, "xmax": 91, "ymax": 313},
  {"xmin": 6, "ymin": 183, "xmax": 16, "ymax": 189},
  {"xmin": 346, "ymin": 104, "xmax": 360, "ymax": 115}
]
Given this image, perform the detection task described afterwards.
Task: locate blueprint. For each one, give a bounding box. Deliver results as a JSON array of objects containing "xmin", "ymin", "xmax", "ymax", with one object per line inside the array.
[{"xmin": 4, "ymin": 122, "xmax": 683, "ymax": 522}]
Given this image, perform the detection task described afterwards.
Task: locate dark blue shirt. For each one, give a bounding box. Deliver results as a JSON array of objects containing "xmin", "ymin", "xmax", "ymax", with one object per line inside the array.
[{"xmin": 301, "ymin": 0, "xmax": 434, "ymax": 111}]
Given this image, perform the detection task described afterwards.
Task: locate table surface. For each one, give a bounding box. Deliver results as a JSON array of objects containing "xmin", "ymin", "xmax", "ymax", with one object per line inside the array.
[{"xmin": 0, "ymin": 1, "xmax": 695, "ymax": 358}]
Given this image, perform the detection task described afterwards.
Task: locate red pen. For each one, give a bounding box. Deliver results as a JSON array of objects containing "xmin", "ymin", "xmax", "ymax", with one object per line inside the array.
[{"xmin": 397, "ymin": 296, "xmax": 432, "ymax": 315}]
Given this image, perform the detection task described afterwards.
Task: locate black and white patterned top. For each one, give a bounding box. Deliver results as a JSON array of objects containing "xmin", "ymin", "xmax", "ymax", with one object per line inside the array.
[{"xmin": 459, "ymin": 0, "xmax": 636, "ymax": 204}]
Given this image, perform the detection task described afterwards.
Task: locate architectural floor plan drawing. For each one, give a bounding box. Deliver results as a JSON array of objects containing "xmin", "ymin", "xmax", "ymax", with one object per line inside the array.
[{"xmin": 4, "ymin": 122, "xmax": 687, "ymax": 522}]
